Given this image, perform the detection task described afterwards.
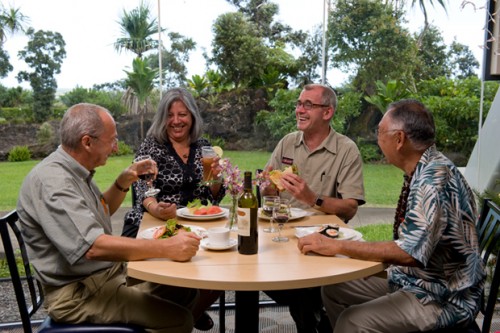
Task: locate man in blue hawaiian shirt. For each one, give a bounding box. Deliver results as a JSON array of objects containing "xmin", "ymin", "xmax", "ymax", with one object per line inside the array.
[{"xmin": 297, "ymin": 99, "xmax": 486, "ymax": 332}]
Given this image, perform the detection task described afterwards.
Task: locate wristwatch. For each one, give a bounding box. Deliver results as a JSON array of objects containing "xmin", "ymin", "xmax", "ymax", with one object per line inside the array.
[{"xmin": 313, "ymin": 195, "xmax": 324, "ymax": 209}]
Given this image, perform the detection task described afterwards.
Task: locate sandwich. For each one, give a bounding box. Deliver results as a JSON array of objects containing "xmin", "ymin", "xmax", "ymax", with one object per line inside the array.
[{"xmin": 269, "ymin": 165, "xmax": 299, "ymax": 191}]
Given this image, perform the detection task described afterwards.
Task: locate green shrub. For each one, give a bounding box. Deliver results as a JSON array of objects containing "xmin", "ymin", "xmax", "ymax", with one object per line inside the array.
[
  {"xmin": 8, "ymin": 146, "xmax": 32, "ymax": 162},
  {"xmin": 357, "ymin": 140, "xmax": 382, "ymax": 162},
  {"xmin": 37, "ymin": 122, "xmax": 54, "ymax": 145},
  {"xmin": 112, "ymin": 141, "xmax": 134, "ymax": 156},
  {"xmin": 203, "ymin": 134, "xmax": 226, "ymax": 149},
  {"xmin": 0, "ymin": 107, "xmax": 34, "ymax": 122}
]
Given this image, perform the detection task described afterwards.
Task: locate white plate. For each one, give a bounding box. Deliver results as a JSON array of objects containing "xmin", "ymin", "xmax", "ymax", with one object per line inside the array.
[
  {"xmin": 138, "ymin": 225, "xmax": 207, "ymax": 239},
  {"xmin": 200, "ymin": 238, "xmax": 237, "ymax": 251},
  {"xmin": 294, "ymin": 226, "xmax": 362, "ymax": 241},
  {"xmin": 258, "ymin": 207, "xmax": 309, "ymax": 221},
  {"xmin": 177, "ymin": 207, "xmax": 228, "ymax": 221}
]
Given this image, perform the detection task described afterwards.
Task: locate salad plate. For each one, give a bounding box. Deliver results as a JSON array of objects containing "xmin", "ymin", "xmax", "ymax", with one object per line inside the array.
[
  {"xmin": 258, "ymin": 207, "xmax": 309, "ymax": 221},
  {"xmin": 177, "ymin": 207, "xmax": 228, "ymax": 221},
  {"xmin": 294, "ymin": 226, "xmax": 362, "ymax": 241},
  {"xmin": 138, "ymin": 225, "xmax": 207, "ymax": 239}
]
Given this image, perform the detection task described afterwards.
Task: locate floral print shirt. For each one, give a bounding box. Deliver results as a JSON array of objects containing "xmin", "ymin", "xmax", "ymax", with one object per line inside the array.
[
  {"xmin": 388, "ymin": 145, "xmax": 485, "ymax": 329},
  {"xmin": 123, "ymin": 136, "xmax": 226, "ymax": 237}
]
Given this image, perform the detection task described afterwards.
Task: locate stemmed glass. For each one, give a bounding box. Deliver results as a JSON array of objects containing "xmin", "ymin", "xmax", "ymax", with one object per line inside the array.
[
  {"xmin": 272, "ymin": 199, "xmax": 290, "ymax": 242},
  {"xmin": 134, "ymin": 155, "xmax": 160, "ymax": 197},
  {"xmin": 262, "ymin": 196, "xmax": 279, "ymax": 233}
]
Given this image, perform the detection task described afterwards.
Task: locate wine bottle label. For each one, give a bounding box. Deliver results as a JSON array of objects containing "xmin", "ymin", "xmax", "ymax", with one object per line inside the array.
[{"xmin": 237, "ymin": 208, "xmax": 251, "ymax": 236}]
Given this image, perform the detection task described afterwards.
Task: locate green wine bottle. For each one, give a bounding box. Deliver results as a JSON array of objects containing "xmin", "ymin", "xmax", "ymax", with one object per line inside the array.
[{"xmin": 237, "ymin": 171, "xmax": 258, "ymax": 254}]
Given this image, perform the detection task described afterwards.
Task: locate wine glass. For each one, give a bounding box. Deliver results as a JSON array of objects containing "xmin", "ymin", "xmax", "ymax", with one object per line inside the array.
[
  {"xmin": 134, "ymin": 155, "xmax": 160, "ymax": 197},
  {"xmin": 262, "ymin": 196, "xmax": 279, "ymax": 233},
  {"xmin": 272, "ymin": 199, "xmax": 290, "ymax": 242}
]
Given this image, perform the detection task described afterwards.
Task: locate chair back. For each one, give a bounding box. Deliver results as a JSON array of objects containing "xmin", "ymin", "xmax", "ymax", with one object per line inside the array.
[
  {"xmin": 256, "ymin": 169, "xmax": 263, "ymax": 207},
  {"xmin": 476, "ymin": 198, "xmax": 500, "ymax": 333},
  {"xmin": 0, "ymin": 210, "xmax": 44, "ymax": 333},
  {"xmin": 0, "ymin": 210, "xmax": 145, "ymax": 332}
]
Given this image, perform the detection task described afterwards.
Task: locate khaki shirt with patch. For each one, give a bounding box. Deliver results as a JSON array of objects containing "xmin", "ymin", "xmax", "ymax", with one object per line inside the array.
[{"xmin": 266, "ymin": 128, "xmax": 365, "ymax": 211}]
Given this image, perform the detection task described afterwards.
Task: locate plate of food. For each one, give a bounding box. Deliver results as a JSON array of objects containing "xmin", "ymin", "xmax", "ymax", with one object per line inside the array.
[
  {"xmin": 294, "ymin": 224, "xmax": 362, "ymax": 241},
  {"xmin": 258, "ymin": 207, "xmax": 308, "ymax": 221},
  {"xmin": 138, "ymin": 220, "xmax": 207, "ymax": 239},
  {"xmin": 177, "ymin": 206, "xmax": 228, "ymax": 221}
]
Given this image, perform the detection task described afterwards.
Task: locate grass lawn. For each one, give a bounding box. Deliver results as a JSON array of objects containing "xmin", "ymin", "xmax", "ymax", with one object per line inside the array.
[{"xmin": 0, "ymin": 151, "xmax": 402, "ymax": 211}]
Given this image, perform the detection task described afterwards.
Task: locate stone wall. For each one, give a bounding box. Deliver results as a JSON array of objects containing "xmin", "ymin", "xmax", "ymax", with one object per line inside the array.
[{"xmin": 0, "ymin": 89, "xmax": 278, "ymax": 160}]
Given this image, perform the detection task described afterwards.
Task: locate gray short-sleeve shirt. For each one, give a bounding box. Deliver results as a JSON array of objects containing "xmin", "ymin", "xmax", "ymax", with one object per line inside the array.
[{"xmin": 17, "ymin": 146, "xmax": 114, "ymax": 286}]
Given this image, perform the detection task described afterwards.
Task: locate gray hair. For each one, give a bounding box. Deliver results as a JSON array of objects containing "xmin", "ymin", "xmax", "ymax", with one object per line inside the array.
[
  {"xmin": 303, "ymin": 83, "xmax": 337, "ymax": 110},
  {"xmin": 60, "ymin": 103, "xmax": 110, "ymax": 150},
  {"xmin": 147, "ymin": 87, "xmax": 204, "ymax": 144},
  {"xmin": 386, "ymin": 99, "xmax": 435, "ymax": 151}
]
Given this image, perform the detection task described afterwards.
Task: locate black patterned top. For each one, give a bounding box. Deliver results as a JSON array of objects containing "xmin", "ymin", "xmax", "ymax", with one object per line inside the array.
[{"xmin": 122, "ymin": 136, "xmax": 226, "ymax": 237}]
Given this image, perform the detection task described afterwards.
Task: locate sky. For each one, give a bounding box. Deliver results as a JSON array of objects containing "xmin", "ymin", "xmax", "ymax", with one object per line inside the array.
[{"xmin": 0, "ymin": 0, "xmax": 489, "ymax": 91}]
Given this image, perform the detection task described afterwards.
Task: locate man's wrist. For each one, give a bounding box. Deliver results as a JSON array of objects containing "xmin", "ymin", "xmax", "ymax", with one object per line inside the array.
[
  {"xmin": 114, "ymin": 179, "xmax": 129, "ymax": 192},
  {"xmin": 313, "ymin": 195, "xmax": 324, "ymax": 209}
]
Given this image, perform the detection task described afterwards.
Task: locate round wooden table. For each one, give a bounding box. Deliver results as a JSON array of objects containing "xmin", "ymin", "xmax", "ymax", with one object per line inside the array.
[{"xmin": 127, "ymin": 211, "xmax": 385, "ymax": 332}]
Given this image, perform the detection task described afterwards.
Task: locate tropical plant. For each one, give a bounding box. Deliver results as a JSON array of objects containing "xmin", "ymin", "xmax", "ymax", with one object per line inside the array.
[
  {"xmin": 365, "ymin": 80, "xmax": 414, "ymax": 114},
  {"xmin": 114, "ymin": 1, "xmax": 158, "ymax": 58},
  {"xmin": 187, "ymin": 74, "xmax": 209, "ymax": 97},
  {"xmin": 0, "ymin": 3, "xmax": 29, "ymax": 78},
  {"xmin": 414, "ymin": 77, "xmax": 499, "ymax": 161},
  {"xmin": 17, "ymin": 28, "xmax": 66, "ymax": 122},
  {"xmin": 123, "ymin": 57, "xmax": 158, "ymax": 140}
]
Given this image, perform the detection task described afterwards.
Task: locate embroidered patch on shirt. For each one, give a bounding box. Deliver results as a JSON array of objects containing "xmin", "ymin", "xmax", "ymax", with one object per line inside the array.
[{"xmin": 282, "ymin": 157, "xmax": 293, "ymax": 166}]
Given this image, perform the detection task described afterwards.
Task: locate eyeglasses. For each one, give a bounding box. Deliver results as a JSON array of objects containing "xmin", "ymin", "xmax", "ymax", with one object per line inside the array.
[
  {"xmin": 295, "ymin": 100, "xmax": 330, "ymax": 110},
  {"xmin": 89, "ymin": 135, "xmax": 118, "ymax": 144}
]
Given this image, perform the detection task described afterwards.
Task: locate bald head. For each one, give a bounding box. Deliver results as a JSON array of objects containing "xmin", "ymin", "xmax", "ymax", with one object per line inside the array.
[{"xmin": 60, "ymin": 103, "xmax": 113, "ymax": 151}]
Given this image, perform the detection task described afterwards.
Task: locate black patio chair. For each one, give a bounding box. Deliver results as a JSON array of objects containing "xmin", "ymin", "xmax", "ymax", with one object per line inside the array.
[
  {"xmin": 425, "ymin": 198, "xmax": 500, "ymax": 333},
  {"xmin": 0, "ymin": 210, "xmax": 145, "ymax": 333}
]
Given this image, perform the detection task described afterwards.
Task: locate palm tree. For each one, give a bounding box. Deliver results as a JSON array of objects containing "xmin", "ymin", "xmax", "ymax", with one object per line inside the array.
[
  {"xmin": 123, "ymin": 57, "xmax": 158, "ymax": 140},
  {"xmin": 114, "ymin": 1, "xmax": 159, "ymax": 58},
  {"xmin": 411, "ymin": 0, "xmax": 447, "ymax": 29},
  {"xmin": 0, "ymin": 4, "xmax": 29, "ymax": 44}
]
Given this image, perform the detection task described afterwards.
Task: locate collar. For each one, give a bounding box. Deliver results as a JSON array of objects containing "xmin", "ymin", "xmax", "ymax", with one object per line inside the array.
[{"xmin": 295, "ymin": 127, "xmax": 339, "ymax": 154}]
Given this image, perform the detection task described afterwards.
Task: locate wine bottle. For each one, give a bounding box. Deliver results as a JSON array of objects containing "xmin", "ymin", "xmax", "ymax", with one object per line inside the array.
[{"xmin": 237, "ymin": 171, "xmax": 258, "ymax": 254}]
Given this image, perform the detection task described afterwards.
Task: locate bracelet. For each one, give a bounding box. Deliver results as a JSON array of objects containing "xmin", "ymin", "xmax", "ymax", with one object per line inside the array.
[
  {"xmin": 146, "ymin": 201, "xmax": 155, "ymax": 210},
  {"xmin": 114, "ymin": 180, "xmax": 129, "ymax": 192}
]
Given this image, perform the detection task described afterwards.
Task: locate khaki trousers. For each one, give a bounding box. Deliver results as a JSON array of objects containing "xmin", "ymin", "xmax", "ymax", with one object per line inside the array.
[
  {"xmin": 321, "ymin": 276, "xmax": 441, "ymax": 333},
  {"xmin": 43, "ymin": 263, "xmax": 198, "ymax": 333}
]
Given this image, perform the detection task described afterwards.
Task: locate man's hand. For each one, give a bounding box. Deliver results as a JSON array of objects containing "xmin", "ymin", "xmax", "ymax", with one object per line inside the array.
[
  {"xmin": 163, "ymin": 232, "xmax": 201, "ymax": 262},
  {"xmin": 297, "ymin": 232, "xmax": 340, "ymax": 256},
  {"xmin": 280, "ymin": 173, "xmax": 315, "ymax": 205}
]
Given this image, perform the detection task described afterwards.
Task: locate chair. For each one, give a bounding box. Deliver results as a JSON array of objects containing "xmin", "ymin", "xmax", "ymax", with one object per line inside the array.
[
  {"xmin": 426, "ymin": 198, "xmax": 500, "ymax": 333},
  {"xmin": 0, "ymin": 210, "xmax": 145, "ymax": 332},
  {"xmin": 474, "ymin": 198, "xmax": 500, "ymax": 333}
]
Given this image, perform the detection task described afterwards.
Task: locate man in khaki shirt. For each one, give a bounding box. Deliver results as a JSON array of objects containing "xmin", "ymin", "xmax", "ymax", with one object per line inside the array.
[
  {"xmin": 263, "ymin": 83, "xmax": 365, "ymax": 333},
  {"xmin": 264, "ymin": 83, "xmax": 365, "ymax": 221}
]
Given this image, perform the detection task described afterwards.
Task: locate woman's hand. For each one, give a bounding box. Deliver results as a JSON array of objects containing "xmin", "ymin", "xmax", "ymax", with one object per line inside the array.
[
  {"xmin": 211, "ymin": 156, "xmax": 222, "ymax": 181},
  {"xmin": 146, "ymin": 201, "xmax": 177, "ymax": 220}
]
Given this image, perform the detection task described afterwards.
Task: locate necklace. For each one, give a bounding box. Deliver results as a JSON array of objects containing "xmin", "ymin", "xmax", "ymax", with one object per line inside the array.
[
  {"xmin": 182, "ymin": 153, "xmax": 188, "ymax": 158},
  {"xmin": 393, "ymin": 171, "xmax": 414, "ymax": 240}
]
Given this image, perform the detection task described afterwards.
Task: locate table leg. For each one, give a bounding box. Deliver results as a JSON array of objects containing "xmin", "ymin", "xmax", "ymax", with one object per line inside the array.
[{"xmin": 235, "ymin": 290, "xmax": 259, "ymax": 333}]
